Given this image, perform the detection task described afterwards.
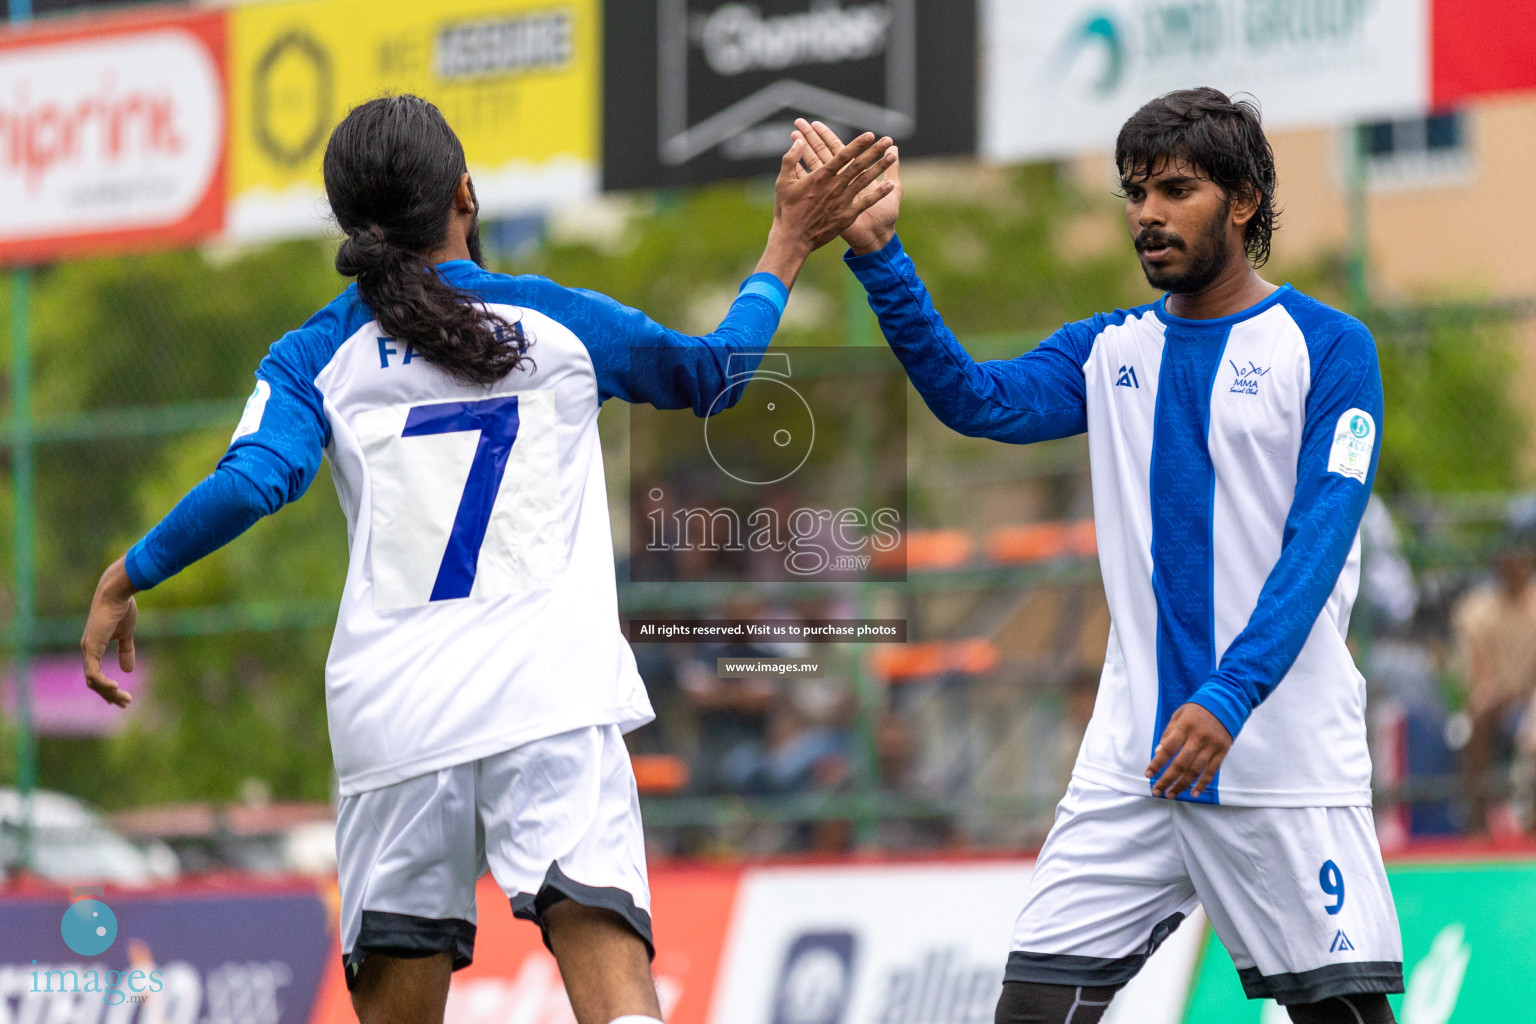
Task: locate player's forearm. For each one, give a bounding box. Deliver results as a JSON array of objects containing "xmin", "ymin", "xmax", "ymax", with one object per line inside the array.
[
  {"xmin": 845, "ymin": 235, "xmax": 1083, "ymax": 443},
  {"xmin": 639, "ymin": 272, "xmax": 788, "ymax": 418},
  {"xmin": 125, "ymin": 455, "xmax": 287, "ymax": 590},
  {"xmin": 752, "ymin": 224, "xmax": 813, "ymax": 291},
  {"xmin": 1195, "ymin": 475, "xmax": 1373, "ymax": 738},
  {"xmin": 844, "ymin": 235, "xmax": 989, "ymax": 428}
]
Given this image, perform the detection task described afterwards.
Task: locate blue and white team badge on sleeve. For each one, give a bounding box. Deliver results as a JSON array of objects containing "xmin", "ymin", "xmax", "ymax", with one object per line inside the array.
[
  {"xmin": 1328, "ymin": 409, "xmax": 1375, "ymax": 482},
  {"xmin": 231, "ymin": 380, "xmax": 271, "ymax": 441}
]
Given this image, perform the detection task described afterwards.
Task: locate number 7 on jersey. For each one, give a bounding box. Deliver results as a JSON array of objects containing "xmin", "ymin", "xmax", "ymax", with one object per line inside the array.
[
  {"xmin": 359, "ymin": 390, "xmax": 565, "ymax": 611},
  {"xmin": 402, "ymin": 396, "xmax": 521, "ymax": 601}
]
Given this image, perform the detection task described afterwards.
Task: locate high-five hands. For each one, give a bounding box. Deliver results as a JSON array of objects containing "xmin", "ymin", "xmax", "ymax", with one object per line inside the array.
[
  {"xmin": 774, "ymin": 129, "xmax": 897, "ymax": 250},
  {"xmin": 752, "ymin": 126, "xmax": 897, "ymax": 288},
  {"xmin": 1145, "ymin": 703, "xmax": 1233, "ymax": 799},
  {"xmin": 80, "ymin": 555, "xmax": 138, "ymax": 708},
  {"xmin": 792, "ymin": 119, "xmax": 903, "ymax": 255},
  {"xmin": 755, "ymin": 128, "xmax": 896, "ymax": 287}
]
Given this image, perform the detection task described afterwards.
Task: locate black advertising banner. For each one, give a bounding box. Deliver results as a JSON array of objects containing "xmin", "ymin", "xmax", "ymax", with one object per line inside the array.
[{"xmin": 603, "ymin": 1, "xmax": 977, "ymax": 190}]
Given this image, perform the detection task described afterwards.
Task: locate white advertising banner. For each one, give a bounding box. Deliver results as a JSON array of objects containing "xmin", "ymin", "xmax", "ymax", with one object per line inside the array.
[
  {"xmin": 0, "ymin": 11, "xmax": 227, "ymax": 263},
  {"xmin": 982, "ymin": 0, "xmax": 1430, "ymax": 162},
  {"xmin": 706, "ymin": 861, "xmax": 1204, "ymax": 1024}
]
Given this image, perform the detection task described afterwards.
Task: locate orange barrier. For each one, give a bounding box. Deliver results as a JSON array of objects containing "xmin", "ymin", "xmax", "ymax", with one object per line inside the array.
[
  {"xmin": 874, "ymin": 522, "xmax": 1097, "ymax": 574},
  {"xmin": 870, "ymin": 638, "xmax": 1001, "ymax": 682},
  {"xmin": 871, "ymin": 528, "xmax": 974, "ymax": 573},
  {"xmin": 986, "ymin": 520, "xmax": 1096, "ymax": 564},
  {"xmin": 632, "ymin": 754, "xmax": 690, "ymax": 795}
]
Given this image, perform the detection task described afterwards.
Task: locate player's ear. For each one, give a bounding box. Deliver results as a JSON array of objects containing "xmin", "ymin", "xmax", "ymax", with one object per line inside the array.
[
  {"xmin": 1229, "ymin": 184, "xmax": 1261, "ymax": 228},
  {"xmin": 453, "ymin": 172, "xmax": 476, "ymax": 214}
]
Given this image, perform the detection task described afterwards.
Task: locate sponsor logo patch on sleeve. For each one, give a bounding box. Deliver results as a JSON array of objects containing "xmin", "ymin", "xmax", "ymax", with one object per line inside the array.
[
  {"xmin": 1327, "ymin": 408, "xmax": 1375, "ymax": 482},
  {"xmin": 231, "ymin": 379, "xmax": 271, "ymax": 442}
]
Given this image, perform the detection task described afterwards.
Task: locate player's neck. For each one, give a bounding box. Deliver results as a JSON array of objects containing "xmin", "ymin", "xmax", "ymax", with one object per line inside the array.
[
  {"xmin": 427, "ymin": 217, "xmax": 475, "ymax": 266},
  {"xmin": 427, "ymin": 237, "xmax": 473, "ymax": 265},
  {"xmin": 1164, "ymin": 263, "xmax": 1276, "ymax": 321}
]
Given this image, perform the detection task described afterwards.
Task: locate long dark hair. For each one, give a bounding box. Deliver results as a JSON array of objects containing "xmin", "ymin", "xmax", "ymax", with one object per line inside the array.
[
  {"xmin": 1115, "ymin": 87, "xmax": 1279, "ymax": 267},
  {"xmin": 325, "ymin": 95, "xmax": 529, "ymax": 385}
]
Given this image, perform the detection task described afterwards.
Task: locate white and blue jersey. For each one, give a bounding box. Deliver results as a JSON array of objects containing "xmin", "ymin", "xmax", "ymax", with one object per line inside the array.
[
  {"xmin": 848, "ymin": 236, "xmax": 1383, "ymax": 807},
  {"xmin": 125, "ymin": 260, "xmax": 788, "ymax": 795}
]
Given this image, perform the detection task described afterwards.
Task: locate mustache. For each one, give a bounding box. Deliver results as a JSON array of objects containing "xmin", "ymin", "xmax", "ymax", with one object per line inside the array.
[{"xmin": 1136, "ymin": 230, "xmax": 1184, "ymax": 252}]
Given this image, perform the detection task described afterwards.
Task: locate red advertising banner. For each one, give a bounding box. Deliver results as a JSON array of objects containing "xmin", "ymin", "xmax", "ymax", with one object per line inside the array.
[
  {"xmin": 307, "ymin": 868, "xmax": 743, "ymax": 1024},
  {"xmin": 0, "ymin": 8, "xmax": 228, "ymax": 265},
  {"xmin": 1432, "ymin": 0, "xmax": 1536, "ymax": 107}
]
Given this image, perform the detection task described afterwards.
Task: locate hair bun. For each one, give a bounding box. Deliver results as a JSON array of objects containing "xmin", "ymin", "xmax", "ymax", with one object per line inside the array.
[{"xmin": 336, "ymin": 224, "xmax": 391, "ymax": 277}]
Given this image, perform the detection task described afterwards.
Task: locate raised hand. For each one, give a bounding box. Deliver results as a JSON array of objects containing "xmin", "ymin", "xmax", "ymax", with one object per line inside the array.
[
  {"xmin": 761, "ymin": 129, "xmax": 897, "ymax": 277},
  {"xmin": 81, "ymin": 556, "xmax": 138, "ymax": 708},
  {"xmin": 793, "ymin": 119, "xmax": 903, "ymax": 255}
]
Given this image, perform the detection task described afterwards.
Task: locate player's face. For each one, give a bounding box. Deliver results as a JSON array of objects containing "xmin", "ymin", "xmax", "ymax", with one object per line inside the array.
[{"xmin": 1121, "ymin": 158, "xmax": 1235, "ymax": 295}]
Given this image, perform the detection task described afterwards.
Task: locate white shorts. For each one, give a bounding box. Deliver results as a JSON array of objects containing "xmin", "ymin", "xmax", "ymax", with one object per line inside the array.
[
  {"xmin": 1008, "ymin": 778, "xmax": 1403, "ymax": 1005},
  {"xmin": 336, "ymin": 724, "xmax": 651, "ymax": 987}
]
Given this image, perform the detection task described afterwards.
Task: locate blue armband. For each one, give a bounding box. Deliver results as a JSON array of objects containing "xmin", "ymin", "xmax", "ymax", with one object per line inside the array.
[{"xmin": 737, "ymin": 272, "xmax": 790, "ymax": 317}]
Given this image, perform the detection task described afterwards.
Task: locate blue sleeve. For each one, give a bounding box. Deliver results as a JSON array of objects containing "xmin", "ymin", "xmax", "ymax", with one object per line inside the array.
[
  {"xmin": 124, "ymin": 328, "xmax": 331, "ymax": 591},
  {"xmin": 844, "ymin": 234, "xmax": 1095, "ymax": 443},
  {"xmin": 514, "ymin": 271, "xmax": 788, "ymax": 413},
  {"xmin": 1188, "ymin": 319, "xmax": 1384, "ymax": 739}
]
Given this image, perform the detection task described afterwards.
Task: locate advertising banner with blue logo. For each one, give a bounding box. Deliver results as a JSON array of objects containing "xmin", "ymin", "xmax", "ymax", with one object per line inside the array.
[
  {"xmin": 0, "ymin": 883, "xmax": 334, "ymax": 1023},
  {"xmin": 981, "ymin": 0, "xmax": 1430, "ymax": 163},
  {"xmin": 703, "ymin": 862, "xmax": 1205, "ymax": 1024}
]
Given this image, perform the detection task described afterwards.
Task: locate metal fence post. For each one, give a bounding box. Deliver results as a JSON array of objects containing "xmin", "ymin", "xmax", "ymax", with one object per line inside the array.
[
  {"xmin": 1346, "ymin": 123, "xmax": 1370, "ymax": 313},
  {"xmin": 11, "ymin": 267, "xmax": 35, "ymax": 873},
  {"xmin": 7, "ymin": 0, "xmax": 35, "ymax": 878},
  {"xmin": 9, "ymin": 0, "xmax": 36, "ymax": 877}
]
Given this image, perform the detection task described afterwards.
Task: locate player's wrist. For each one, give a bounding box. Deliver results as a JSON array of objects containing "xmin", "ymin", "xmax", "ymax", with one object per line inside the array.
[
  {"xmin": 765, "ymin": 222, "xmax": 815, "ymax": 262},
  {"xmin": 756, "ymin": 225, "xmax": 812, "ymax": 289},
  {"xmin": 845, "ymin": 225, "xmax": 894, "ymax": 256},
  {"xmin": 99, "ymin": 555, "xmax": 139, "ymax": 600}
]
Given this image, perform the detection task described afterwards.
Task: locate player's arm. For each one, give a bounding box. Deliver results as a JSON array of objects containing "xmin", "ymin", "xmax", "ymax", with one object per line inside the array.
[
  {"xmin": 846, "ymin": 235, "xmax": 1093, "ymax": 442},
  {"xmin": 787, "ymin": 123, "xmax": 1090, "ymax": 443},
  {"xmin": 559, "ymin": 131, "xmax": 896, "ymax": 414},
  {"xmin": 81, "ymin": 333, "xmax": 330, "ymax": 707},
  {"xmin": 1148, "ymin": 322, "xmax": 1384, "ymax": 797}
]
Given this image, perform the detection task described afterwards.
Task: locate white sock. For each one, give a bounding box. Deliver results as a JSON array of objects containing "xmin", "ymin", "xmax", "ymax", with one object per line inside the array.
[{"xmin": 607, "ymin": 1017, "xmax": 664, "ymax": 1024}]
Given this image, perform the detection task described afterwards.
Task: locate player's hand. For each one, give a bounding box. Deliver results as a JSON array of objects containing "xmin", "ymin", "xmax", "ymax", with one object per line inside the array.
[
  {"xmin": 772, "ymin": 128, "xmax": 897, "ymax": 255},
  {"xmin": 81, "ymin": 556, "xmax": 138, "ymax": 708},
  {"xmin": 1145, "ymin": 703, "xmax": 1232, "ymax": 799},
  {"xmin": 793, "ymin": 119, "xmax": 903, "ymax": 255}
]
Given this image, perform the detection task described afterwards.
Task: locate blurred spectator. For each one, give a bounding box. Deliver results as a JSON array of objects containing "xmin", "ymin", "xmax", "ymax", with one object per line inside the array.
[
  {"xmin": 1370, "ymin": 639, "xmax": 1459, "ymax": 836},
  {"xmin": 1516, "ymin": 708, "xmax": 1536, "ymax": 834},
  {"xmin": 678, "ymin": 640, "xmax": 779, "ymax": 794},
  {"xmin": 628, "ymin": 643, "xmax": 688, "ymax": 757},
  {"xmin": 679, "ymin": 650, "xmax": 854, "ymax": 797},
  {"xmin": 1451, "ymin": 536, "xmax": 1536, "ymax": 833},
  {"xmin": 1361, "ymin": 495, "xmax": 1419, "ymax": 626},
  {"xmin": 760, "ymin": 675, "xmax": 854, "ymax": 794},
  {"xmin": 1053, "ymin": 668, "xmax": 1100, "ymax": 792}
]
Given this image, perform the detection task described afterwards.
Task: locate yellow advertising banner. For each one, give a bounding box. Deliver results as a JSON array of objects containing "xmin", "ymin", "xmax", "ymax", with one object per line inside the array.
[{"xmin": 227, "ymin": 0, "xmax": 598, "ymax": 242}]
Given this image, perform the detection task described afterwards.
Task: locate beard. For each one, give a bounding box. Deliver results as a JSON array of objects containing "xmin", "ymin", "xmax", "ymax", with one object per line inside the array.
[
  {"xmin": 467, "ymin": 212, "xmax": 485, "ymax": 267},
  {"xmin": 1136, "ymin": 204, "xmax": 1231, "ymax": 294},
  {"xmin": 466, "ymin": 176, "xmax": 486, "ymax": 266}
]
